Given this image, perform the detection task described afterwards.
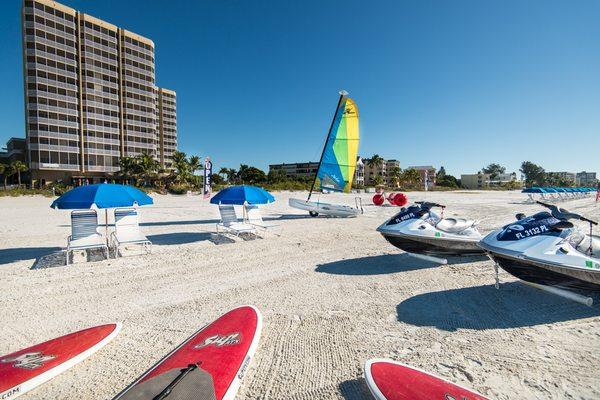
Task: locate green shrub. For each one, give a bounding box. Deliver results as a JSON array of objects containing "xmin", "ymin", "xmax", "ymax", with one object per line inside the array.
[
  {"xmin": 167, "ymin": 183, "xmax": 191, "ymax": 195},
  {"xmin": 0, "ymin": 188, "xmax": 54, "ymax": 197}
]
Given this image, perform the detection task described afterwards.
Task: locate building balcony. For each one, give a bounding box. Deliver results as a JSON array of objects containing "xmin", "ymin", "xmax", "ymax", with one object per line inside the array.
[
  {"xmin": 29, "ymin": 143, "xmax": 80, "ymax": 153},
  {"xmin": 30, "ymin": 103, "xmax": 78, "ymax": 116},
  {"xmin": 85, "ymin": 165, "xmax": 120, "ymax": 172},
  {"xmin": 28, "ymin": 116, "xmax": 79, "ymax": 128},
  {"xmin": 26, "ymin": 63, "xmax": 78, "ymax": 80},
  {"xmin": 30, "ymin": 161, "xmax": 80, "ymax": 171},
  {"xmin": 27, "ymin": 76, "xmax": 78, "ymax": 92},
  {"xmin": 27, "ymin": 90, "xmax": 78, "ymax": 104},
  {"xmin": 28, "ymin": 130, "xmax": 80, "ymax": 141},
  {"xmin": 24, "ymin": 44, "xmax": 78, "ymax": 64}
]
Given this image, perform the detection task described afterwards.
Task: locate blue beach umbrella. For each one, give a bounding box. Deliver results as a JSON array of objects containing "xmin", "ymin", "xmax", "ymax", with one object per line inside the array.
[
  {"xmin": 51, "ymin": 183, "xmax": 153, "ymax": 240},
  {"xmin": 51, "ymin": 183, "xmax": 153, "ymax": 209},
  {"xmin": 210, "ymin": 185, "xmax": 275, "ymax": 205}
]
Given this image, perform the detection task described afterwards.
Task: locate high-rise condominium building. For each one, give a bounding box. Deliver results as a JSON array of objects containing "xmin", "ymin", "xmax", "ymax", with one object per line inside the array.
[
  {"xmin": 156, "ymin": 88, "xmax": 177, "ymax": 169},
  {"xmin": 22, "ymin": 0, "xmax": 177, "ymax": 184}
]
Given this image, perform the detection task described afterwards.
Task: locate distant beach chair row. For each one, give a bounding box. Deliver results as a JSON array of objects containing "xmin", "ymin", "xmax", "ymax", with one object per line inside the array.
[
  {"xmin": 66, "ymin": 208, "xmax": 151, "ymax": 265},
  {"xmin": 523, "ymin": 187, "xmax": 597, "ymax": 203}
]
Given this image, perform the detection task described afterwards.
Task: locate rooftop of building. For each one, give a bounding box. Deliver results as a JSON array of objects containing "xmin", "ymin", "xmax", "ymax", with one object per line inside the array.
[{"xmin": 408, "ymin": 165, "xmax": 435, "ymax": 170}]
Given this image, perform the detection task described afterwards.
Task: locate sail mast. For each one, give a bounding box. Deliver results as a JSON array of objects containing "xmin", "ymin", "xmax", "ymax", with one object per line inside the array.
[{"xmin": 308, "ymin": 90, "xmax": 348, "ymax": 201}]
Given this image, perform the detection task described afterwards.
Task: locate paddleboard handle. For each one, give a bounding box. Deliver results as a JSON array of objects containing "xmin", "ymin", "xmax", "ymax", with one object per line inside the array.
[{"xmin": 153, "ymin": 363, "xmax": 199, "ymax": 400}]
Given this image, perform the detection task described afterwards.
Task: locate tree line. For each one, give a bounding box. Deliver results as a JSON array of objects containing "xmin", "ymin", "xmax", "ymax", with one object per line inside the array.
[
  {"xmin": 519, "ymin": 161, "xmax": 592, "ymax": 187},
  {"xmin": 116, "ymin": 151, "xmax": 202, "ymax": 194},
  {"xmin": 0, "ymin": 161, "xmax": 28, "ymax": 189}
]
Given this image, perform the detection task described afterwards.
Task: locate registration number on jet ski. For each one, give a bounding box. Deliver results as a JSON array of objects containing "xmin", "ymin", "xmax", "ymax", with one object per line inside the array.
[{"xmin": 514, "ymin": 225, "xmax": 548, "ymax": 239}]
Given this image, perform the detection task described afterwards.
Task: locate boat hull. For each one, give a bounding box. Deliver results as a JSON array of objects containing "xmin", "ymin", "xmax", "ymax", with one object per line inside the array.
[
  {"xmin": 486, "ymin": 251, "xmax": 600, "ymax": 291},
  {"xmin": 289, "ymin": 198, "xmax": 360, "ymax": 218},
  {"xmin": 379, "ymin": 231, "xmax": 484, "ymax": 256}
]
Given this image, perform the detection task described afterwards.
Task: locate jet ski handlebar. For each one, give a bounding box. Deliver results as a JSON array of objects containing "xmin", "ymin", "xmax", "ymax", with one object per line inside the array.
[
  {"xmin": 536, "ymin": 201, "xmax": 598, "ymax": 225},
  {"xmin": 415, "ymin": 201, "xmax": 446, "ymax": 209}
]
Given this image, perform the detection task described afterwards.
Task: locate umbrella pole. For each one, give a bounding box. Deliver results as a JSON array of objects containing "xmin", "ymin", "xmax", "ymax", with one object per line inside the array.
[{"xmin": 105, "ymin": 209, "xmax": 109, "ymax": 246}]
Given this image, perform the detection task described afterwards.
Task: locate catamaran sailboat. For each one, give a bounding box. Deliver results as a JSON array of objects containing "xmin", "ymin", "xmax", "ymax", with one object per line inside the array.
[{"xmin": 289, "ymin": 90, "xmax": 362, "ymax": 217}]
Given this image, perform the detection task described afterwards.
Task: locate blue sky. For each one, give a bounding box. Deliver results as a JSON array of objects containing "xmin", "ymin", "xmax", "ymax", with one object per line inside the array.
[{"xmin": 2, "ymin": 0, "xmax": 599, "ymax": 176}]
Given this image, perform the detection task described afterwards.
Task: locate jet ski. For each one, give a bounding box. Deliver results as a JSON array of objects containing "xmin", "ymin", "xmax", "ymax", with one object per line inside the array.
[
  {"xmin": 479, "ymin": 201, "xmax": 600, "ymax": 291},
  {"xmin": 377, "ymin": 202, "xmax": 484, "ymax": 262}
]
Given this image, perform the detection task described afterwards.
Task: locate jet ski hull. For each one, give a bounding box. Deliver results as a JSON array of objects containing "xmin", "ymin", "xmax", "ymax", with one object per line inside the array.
[
  {"xmin": 483, "ymin": 249, "xmax": 600, "ymax": 292},
  {"xmin": 379, "ymin": 231, "xmax": 484, "ymax": 256}
]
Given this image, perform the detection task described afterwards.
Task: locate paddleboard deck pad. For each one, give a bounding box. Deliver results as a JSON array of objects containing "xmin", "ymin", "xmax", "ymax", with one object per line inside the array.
[
  {"xmin": 114, "ymin": 305, "xmax": 262, "ymax": 400},
  {"xmin": 0, "ymin": 323, "xmax": 121, "ymax": 399},
  {"xmin": 365, "ymin": 359, "xmax": 488, "ymax": 400}
]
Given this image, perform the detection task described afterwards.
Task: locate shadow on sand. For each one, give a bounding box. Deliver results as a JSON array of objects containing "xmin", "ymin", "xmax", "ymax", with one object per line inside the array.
[
  {"xmin": 31, "ymin": 248, "xmax": 108, "ymax": 269},
  {"xmin": 140, "ymin": 219, "xmax": 220, "ymax": 227},
  {"xmin": 147, "ymin": 232, "xmax": 235, "ymax": 245},
  {"xmin": 58, "ymin": 219, "xmax": 221, "ymax": 228},
  {"xmin": 315, "ymin": 253, "xmax": 486, "ymax": 276},
  {"xmin": 397, "ymin": 281, "xmax": 600, "ymax": 331},
  {"xmin": 339, "ymin": 377, "xmax": 370, "ymax": 400},
  {"xmin": 0, "ymin": 247, "xmax": 63, "ymax": 266},
  {"xmin": 263, "ymin": 213, "xmax": 313, "ymax": 221}
]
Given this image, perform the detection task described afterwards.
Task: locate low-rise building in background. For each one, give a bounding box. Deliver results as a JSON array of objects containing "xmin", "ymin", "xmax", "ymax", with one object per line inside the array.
[
  {"xmin": 576, "ymin": 171, "xmax": 597, "ymax": 186},
  {"xmin": 0, "ymin": 138, "xmax": 27, "ymax": 164},
  {"xmin": 268, "ymin": 162, "xmax": 319, "ymax": 179},
  {"xmin": 363, "ymin": 157, "xmax": 401, "ymax": 187},
  {"xmin": 461, "ymin": 171, "xmax": 521, "ymax": 189},
  {"xmin": 353, "ymin": 157, "xmax": 364, "ymax": 187}
]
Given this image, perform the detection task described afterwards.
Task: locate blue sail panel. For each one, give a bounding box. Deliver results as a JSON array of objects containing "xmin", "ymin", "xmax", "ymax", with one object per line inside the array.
[{"xmin": 317, "ymin": 99, "xmax": 346, "ymax": 191}]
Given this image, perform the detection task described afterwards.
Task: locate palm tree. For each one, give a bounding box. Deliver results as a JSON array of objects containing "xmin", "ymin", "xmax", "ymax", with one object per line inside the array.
[
  {"xmin": 389, "ymin": 166, "xmax": 402, "ymax": 188},
  {"xmin": 170, "ymin": 151, "xmax": 189, "ymax": 182},
  {"xmin": 2, "ymin": 163, "xmax": 15, "ymax": 189},
  {"xmin": 137, "ymin": 152, "xmax": 160, "ymax": 186},
  {"xmin": 368, "ymin": 154, "xmax": 384, "ymax": 169},
  {"xmin": 218, "ymin": 167, "xmax": 229, "ymax": 182},
  {"xmin": 118, "ymin": 156, "xmax": 138, "ymax": 183},
  {"xmin": 237, "ymin": 164, "xmax": 250, "ymax": 184},
  {"xmin": 225, "ymin": 168, "xmax": 237, "ymax": 184},
  {"xmin": 367, "ymin": 154, "xmax": 385, "ymax": 185},
  {"xmin": 188, "ymin": 156, "xmax": 201, "ymax": 175},
  {"xmin": 373, "ymin": 175, "xmax": 384, "ymax": 186},
  {"xmin": 10, "ymin": 161, "xmax": 28, "ymax": 187},
  {"xmin": 0, "ymin": 164, "xmax": 6, "ymax": 190},
  {"xmin": 401, "ymin": 168, "xmax": 421, "ymax": 187},
  {"xmin": 188, "ymin": 155, "xmax": 202, "ymax": 187}
]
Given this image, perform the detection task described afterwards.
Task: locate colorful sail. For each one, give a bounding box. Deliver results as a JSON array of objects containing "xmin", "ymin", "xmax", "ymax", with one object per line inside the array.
[{"xmin": 317, "ymin": 96, "xmax": 360, "ymax": 192}]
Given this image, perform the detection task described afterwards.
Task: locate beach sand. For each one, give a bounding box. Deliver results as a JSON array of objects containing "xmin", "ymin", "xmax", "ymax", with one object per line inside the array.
[{"xmin": 0, "ymin": 190, "xmax": 599, "ymax": 399}]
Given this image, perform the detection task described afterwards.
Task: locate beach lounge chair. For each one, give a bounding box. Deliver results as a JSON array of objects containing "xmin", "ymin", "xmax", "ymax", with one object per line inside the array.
[
  {"xmin": 216, "ymin": 204, "xmax": 257, "ymax": 237},
  {"xmin": 66, "ymin": 210, "xmax": 109, "ymax": 265},
  {"xmin": 110, "ymin": 208, "xmax": 152, "ymax": 257},
  {"xmin": 245, "ymin": 204, "xmax": 282, "ymax": 236}
]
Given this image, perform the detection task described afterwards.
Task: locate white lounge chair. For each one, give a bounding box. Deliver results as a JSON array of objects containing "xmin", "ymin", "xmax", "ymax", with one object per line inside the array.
[
  {"xmin": 110, "ymin": 208, "xmax": 152, "ymax": 257},
  {"xmin": 245, "ymin": 204, "xmax": 282, "ymax": 236},
  {"xmin": 66, "ymin": 210, "xmax": 109, "ymax": 265},
  {"xmin": 216, "ymin": 204, "xmax": 257, "ymax": 237}
]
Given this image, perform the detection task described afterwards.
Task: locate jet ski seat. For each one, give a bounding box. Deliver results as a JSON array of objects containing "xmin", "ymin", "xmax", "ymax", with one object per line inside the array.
[
  {"xmin": 575, "ymin": 235, "xmax": 600, "ymax": 258},
  {"xmin": 436, "ymin": 217, "xmax": 477, "ymax": 233}
]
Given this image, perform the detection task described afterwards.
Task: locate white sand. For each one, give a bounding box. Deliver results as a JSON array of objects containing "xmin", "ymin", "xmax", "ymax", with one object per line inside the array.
[{"xmin": 0, "ymin": 190, "xmax": 599, "ymax": 399}]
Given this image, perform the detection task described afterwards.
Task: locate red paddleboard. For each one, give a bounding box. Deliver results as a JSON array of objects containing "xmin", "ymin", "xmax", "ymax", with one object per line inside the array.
[
  {"xmin": 114, "ymin": 305, "xmax": 262, "ymax": 400},
  {"xmin": 0, "ymin": 323, "xmax": 121, "ymax": 399},
  {"xmin": 365, "ymin": 359, "xmax": 488, "ymax": 400}
]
